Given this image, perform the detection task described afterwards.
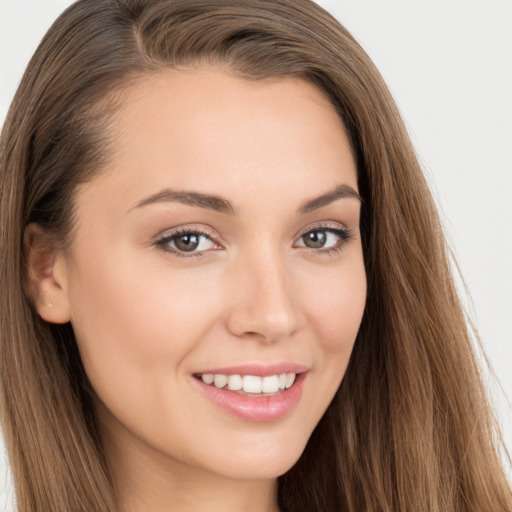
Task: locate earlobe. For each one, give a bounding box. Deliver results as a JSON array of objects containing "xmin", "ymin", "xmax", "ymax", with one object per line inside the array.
[{"xmin": 24, "ymin": 223, "xmax": 71, "ymax": 324}]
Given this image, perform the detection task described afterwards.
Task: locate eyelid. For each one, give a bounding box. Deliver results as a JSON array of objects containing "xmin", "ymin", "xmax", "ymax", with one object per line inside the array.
[
  {"xmin": 153, "ymin": 225, "xmax": 223, "ymax": 258},
  {"xmin": 293, "ymin": 221, "xmax": 349, "ymax": 240},
  {"xmin": 153, "ymin": 224, "xmax": 219, "ymax": 244},
  {"xmin": 293, "ymin": 221, "xmax": 353, "ymax": 251}
]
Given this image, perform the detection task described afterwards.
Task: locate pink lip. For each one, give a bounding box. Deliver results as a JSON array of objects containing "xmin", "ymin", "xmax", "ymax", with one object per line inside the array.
[
  {"xmin": 193, "ymin": 371, "xmax": 308, "ymax": 422},
  {"xmin": 194, "ymin": 362, "xmax": 308, "ymax": 377}
]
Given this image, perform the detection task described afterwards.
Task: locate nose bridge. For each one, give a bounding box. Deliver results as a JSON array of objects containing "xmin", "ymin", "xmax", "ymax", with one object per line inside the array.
[{"xmin": 226, "ymin": 242, "xmax": 299, "ymax": 342}]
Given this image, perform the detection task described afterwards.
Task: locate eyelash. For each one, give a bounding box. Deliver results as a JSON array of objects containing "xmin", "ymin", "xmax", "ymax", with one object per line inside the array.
[{"xmin": 154, "ymin": 224, "xmax": 354, "ymax": 259}]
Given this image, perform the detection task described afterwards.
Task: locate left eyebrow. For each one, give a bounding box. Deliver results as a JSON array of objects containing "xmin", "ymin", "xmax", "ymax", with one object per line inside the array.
[{"xmin": 298, "ymin": 184, "xmax": 362, "ymax": 213}]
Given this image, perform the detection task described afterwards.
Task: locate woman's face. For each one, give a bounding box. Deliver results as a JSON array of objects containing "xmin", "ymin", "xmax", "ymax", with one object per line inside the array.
[{"xmin": 59, "ymin": 68, "xmax": 366, "ymax": 482}]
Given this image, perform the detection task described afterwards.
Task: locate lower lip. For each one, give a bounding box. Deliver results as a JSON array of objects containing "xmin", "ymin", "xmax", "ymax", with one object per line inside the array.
[{"xmin": 194, "ymin": 372, "xmax": 307, "ymax": 422}]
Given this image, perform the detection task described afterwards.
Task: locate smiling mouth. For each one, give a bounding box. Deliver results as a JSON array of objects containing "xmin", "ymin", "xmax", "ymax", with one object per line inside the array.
[
  {"xmin": 193, "ymin": 370, "xmax": 307, "ymax": 421},
  {"xmin": 193, "ymin": 372, "xmax": 297, "ymax": 396}
]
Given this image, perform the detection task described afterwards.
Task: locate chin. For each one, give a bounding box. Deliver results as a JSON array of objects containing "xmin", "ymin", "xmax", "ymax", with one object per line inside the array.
[{"xmin": 202, "ymin": 431, "xmax": 310, "ymax": 481}]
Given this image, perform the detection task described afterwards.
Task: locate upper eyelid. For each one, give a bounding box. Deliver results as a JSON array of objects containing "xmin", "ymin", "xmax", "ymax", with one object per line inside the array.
[
  {"xmin": 293, "ymin": 220, "xmax": 348, "ymax": 238},
  {"xmin": 154, "ymin": 225, "xmax": 218, "ymax": 243},
  {"xmin": 293, "ymin": 225, "xmax": 352, "ymax": 249},
  {"xmin": 154, "ymin": 229, "xmax": 219, "ymax": 258}
]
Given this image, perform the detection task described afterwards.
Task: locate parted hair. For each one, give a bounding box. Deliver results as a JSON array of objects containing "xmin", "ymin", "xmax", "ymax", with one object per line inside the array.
[{"xmin": 0, "ymin": 1, "xmax": 510, "ymax": 510}]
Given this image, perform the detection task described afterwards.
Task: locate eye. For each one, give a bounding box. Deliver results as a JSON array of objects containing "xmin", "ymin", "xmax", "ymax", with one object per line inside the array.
[
  {"xmin": 155, "ymin": 228, "xmax": 219, "ymax": 257},
  {"xmin": 295, "ymin": 226, "xmax": 352, "ymax": 253}
]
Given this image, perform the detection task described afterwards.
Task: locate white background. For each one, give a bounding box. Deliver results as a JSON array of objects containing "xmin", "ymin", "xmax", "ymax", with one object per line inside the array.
[{"xmin": 1, "ymin": 1, "xmax": 511, "ymax": 509}]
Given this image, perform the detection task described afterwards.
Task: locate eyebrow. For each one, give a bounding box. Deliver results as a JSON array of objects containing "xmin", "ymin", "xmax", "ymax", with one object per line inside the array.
[
  {"xmin": 299, "ymin": 184, "xmax": 362, "ymax": 213},
  {"xmin": 131, "ymin": 189, "xmax": 236, "ymax": 214},
  {"xmin": 130, "ymin": 184, "xmax": 362, "ymax": 215}
]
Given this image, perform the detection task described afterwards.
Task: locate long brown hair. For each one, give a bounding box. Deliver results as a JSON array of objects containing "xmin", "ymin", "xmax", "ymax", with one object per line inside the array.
[{"xmin": 1, "ymin": 1, "xmax": 510, "ymax": 510}]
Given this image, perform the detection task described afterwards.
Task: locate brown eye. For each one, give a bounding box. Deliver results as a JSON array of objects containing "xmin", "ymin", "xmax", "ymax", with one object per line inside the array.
[
  {"xmin": 302, "ymin": 230, "xmax": 328, "ymax": 249},
  {"xmin": 155, "ymin": 229, "xmax": 217, "ymax": 256},
  {"xmin": 174, "ymin": 233, "xmax": 200, "ymax": 252},
  {"xmin": 295, "ymin": 226, "xmax": 352, "ymax": 253}
]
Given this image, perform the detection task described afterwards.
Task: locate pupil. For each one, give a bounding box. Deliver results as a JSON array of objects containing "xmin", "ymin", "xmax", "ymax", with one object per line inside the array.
[
  {"xmin": 305, "ymin": 231, "xmax": 326, "ymax": 248},
  {"xmin": 176, "ymin": 234, "xmax": 199, "ymax": 251}
]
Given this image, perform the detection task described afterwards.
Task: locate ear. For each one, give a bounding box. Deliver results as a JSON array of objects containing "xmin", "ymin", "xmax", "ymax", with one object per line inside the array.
[{"xmin": 24, "ymin": 223, "xmax": 71, "ymax": 324}]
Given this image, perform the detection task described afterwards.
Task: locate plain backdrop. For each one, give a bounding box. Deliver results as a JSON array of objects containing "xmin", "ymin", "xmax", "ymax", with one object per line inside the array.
[{"xmin": 1, "ymin": 1, "xmax": 511, "ymax": 509}]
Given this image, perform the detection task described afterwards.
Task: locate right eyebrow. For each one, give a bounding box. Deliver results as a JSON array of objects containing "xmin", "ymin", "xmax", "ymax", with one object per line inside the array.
[{"xmin": 128, "ymin": 189, "xmax": 236, "ymax": 215}]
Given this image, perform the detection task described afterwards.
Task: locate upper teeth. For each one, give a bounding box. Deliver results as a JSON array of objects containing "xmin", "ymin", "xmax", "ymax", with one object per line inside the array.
[{"xmin": 201, "ymin": 373, "xmax": 296, "ymax": 394}]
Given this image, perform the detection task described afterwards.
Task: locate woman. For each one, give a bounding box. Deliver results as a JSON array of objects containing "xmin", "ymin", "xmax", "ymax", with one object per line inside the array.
[{"xmin": 0, "ymin": 0, "xmax": 510, "ymax": 511}]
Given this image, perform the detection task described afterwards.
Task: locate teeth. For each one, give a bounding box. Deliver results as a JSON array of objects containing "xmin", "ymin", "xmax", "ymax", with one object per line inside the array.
[
  {"xmin": 262, "ymin": 375, "xmax": 280, "ymax": 393},
  {"xmin": 214, "ymin": 374, "xmax": 228, "ymax": 389},
  {"xmin": 227, "ymin": 374, "xmax": 243, "ymax": 391},
  {"xmin": 285, "ymin": 373, "xmax": 295, "ymax": 389},
  {"xmin": 243, "ymin": 375, "xmax": 262, "ymax": 393},
  {"xmin": 200, "ymin": 372, "xmax": 297, "ymax": 394},
  {"xmin": 202, "ymin": 373, "xmax": 214, "ymax": 385}
]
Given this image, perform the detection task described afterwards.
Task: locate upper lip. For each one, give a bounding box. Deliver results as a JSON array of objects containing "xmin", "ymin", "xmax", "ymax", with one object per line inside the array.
[{"xmin": 194, "ymin": 363, "xmax": 309, "ymax": 377}]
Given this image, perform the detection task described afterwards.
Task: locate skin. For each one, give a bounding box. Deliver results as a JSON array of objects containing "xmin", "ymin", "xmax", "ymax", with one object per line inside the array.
[{"xmin": 29, "ymin": 68, "xmax": 367, "ymax": 512}]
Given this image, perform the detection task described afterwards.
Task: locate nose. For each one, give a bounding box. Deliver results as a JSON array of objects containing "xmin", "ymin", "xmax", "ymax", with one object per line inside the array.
[{"xmin": 225, "ymin": 249, "xmax": 300, "ymax": 343}]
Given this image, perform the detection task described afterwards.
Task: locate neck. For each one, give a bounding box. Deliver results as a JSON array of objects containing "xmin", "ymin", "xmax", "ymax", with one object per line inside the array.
[{"xmin": 118, "ymin": 467, "xmax": 280, "ymax": 512}]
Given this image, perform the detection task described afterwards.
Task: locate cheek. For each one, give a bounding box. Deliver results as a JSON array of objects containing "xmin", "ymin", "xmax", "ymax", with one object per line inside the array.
[
  {"xmin": 66, "ymin": 245, "xmax": 229, "ymax": 442},
  {"xmin": 67, "ymin": 247, "xmax": 225, "ymax": 369},
  {"xmin": 303, "ymin": 255, "xmax": 367, "ymax": 355}
]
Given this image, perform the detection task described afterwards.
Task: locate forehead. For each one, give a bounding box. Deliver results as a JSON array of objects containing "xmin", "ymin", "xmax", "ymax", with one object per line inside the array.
[{"xmin": 77, "ymin": 67, "xmax": 357, "ymax": 216}]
